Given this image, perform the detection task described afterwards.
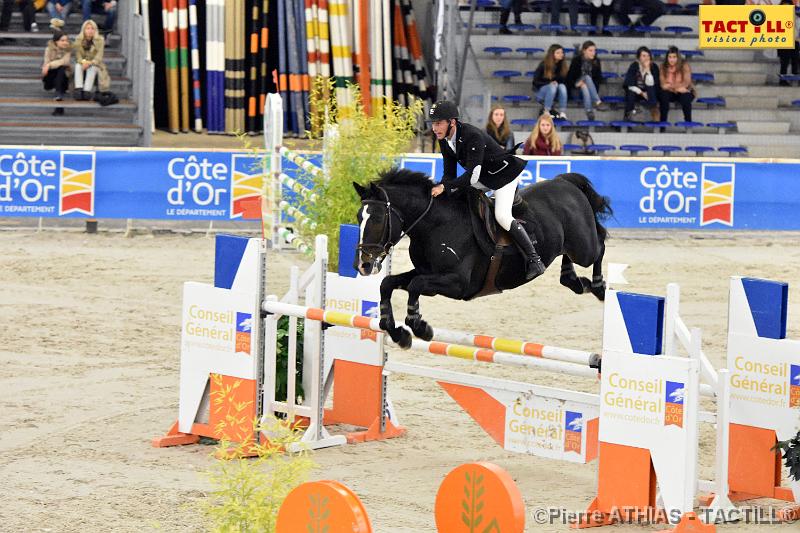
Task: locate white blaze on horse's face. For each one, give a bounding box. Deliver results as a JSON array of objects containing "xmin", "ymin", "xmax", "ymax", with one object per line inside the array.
[
  {"xmin": 357, "ymin": 204, "xmax": 382, "ymax": 276},
  {"xmin": 359, "ymin": 205, "xmax": 370, "ymax": 246}
]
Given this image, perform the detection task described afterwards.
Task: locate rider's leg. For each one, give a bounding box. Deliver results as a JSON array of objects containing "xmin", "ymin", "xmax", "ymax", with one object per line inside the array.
[{"xmin": 494, "ymin": 177, "xmax": 545, "ymax": 280}]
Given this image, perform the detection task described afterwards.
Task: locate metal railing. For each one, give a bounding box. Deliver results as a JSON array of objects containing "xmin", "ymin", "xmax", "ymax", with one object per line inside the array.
[
  {"xmin": 118, "ymin": 2, "xmax": 154, "ymax": 147},
  {"xmin": 433, "ymin": 0, "xmax": 491, "ymax": 126}
]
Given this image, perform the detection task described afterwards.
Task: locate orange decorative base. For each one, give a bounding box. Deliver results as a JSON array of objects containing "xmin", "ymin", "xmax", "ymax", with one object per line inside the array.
[
  {"xmin": 151, "ymin": 421, "xmax": 200, "ymax": 448},
  {"xmin": 345, "ymin": 417, "xmax": 406, "ymax": 444}
]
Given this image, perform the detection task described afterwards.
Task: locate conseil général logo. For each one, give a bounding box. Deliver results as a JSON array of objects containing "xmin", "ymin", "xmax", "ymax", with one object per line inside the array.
[{"xmin": 699, "ymin": 5, "xmax": 796, "ymax": 49}]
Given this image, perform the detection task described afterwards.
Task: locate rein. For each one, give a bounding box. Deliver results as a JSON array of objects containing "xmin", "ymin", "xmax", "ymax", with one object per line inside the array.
[{"xmin": 358, "ymin": 185, "xmax": 434, "ymax": 261}]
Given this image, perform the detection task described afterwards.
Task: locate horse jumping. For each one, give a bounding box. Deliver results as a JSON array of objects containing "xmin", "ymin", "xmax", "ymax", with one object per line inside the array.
[{"xmin": 353, "ymin": 168, "xmax": 612, "ymax": 348}]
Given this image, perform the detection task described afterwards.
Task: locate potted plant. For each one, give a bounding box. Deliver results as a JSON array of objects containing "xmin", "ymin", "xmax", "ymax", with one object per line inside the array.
[{"xmin": 774, "ymin": 430, "xmax": 800, "ymax": 502}]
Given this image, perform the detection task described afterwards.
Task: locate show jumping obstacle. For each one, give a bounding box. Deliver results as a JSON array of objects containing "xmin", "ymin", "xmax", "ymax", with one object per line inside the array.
[{"xmin": 155, "ymin": 228, "xmax": 800, "ymax": 527}]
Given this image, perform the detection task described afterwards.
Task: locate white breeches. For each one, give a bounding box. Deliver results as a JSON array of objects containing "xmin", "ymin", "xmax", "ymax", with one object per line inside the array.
[{"xmin": 492, "ymin": 176, "xmax": 520, "ymax": 231}]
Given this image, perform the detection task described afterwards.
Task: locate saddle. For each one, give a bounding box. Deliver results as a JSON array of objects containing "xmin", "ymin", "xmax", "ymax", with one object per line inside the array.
[{"xmin": 465, "ymin": 188, "xmax": 532, "ymax": 299}]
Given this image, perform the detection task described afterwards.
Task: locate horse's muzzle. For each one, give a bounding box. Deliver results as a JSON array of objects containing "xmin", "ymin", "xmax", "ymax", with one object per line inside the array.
[{"xmin": 357, "ymin": 259, "xmax": 383, "ymax": 276}]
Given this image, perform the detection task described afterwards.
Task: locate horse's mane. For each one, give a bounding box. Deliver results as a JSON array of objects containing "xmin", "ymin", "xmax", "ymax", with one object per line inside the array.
[{"xmin": 376, "ymin": 167, "xmax": 434, "ymax": 192}]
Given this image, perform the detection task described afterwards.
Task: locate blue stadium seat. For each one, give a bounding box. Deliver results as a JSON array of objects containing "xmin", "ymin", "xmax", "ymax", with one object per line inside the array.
[
  {"xmin": 719, "ymin": 146, "xmax": 748, "ymax": 156},
  {"xmin": 686, "ymin": 145, "xmax": 714, "ymax": 156},
  {"xmin": 503, "ymin": 95, "xmax": 532, "ymax": 106},
  {"xmin": 511, "ymin": 118, "xmax": 538, "ymax": 128},
  {"xmin": 792, "ymin": 99, "xmax": 800, "ymax": 107},
  {"xmin": 602, "ymin": 96, "xmax": 625, "ymax": 106},
  {"xmin": 563, "ymin": 47, "xmax": 576, "ymax": 54},
  {"xmin": 587, "ymin": 144, "xmax": 615, "ymax": 154},
  {"xmin": 563, "ymin": 143, "xmax": 583, "ymax": 152},
  {"xmin": 572, "ymin": 24, "xmax": 597, "ymax": 34},
  {"xmin": 575, "ymin": 120, "xmax": 607, "ymax": 129},
  {"xmin": 634, "ymin": 25, "xmax": 661, "ymax": 33},
  {"xmin": 525, "ymin": 71, "xmax": 536, "ymax": 77},
  {"xmin": 493, "ymin": 70, "xmax": 522, "ymax": 80},
  {"xmin": 539, "ymin": 23, "xmax": 567, "ymax": 33},
  {"xmin": 485, "ymin": 46, "xmax": 513, "ymax": 56},
  {"xmin": 620, "ymin": 144, "xmax": 648, "ymax": 155},
  {"xmin": 517, "ymin": 47, "xmax": 544, "ymax": 56},
  {"xmin": 476, "ymin": 23, "xmax": 502, "ymax": 31},
  {"xmin": 610, "ymin": 120, "xmax": 639, "ymax": 130},
  {"xmin": 651, "ymin": 49, "xmax": 668, "ymax": 57},
  {"xmin": 692, "ymin": 73, "xmax": 715, "ymax": 83},
  {"xmin": 665, "ymin": 26, "xmax": 693, "ymax": 35},
  {"xmin": 697, "ymin": 97, "xmax": 726, "ymax": 108},
  {"xmin": 683, "ymin": 3, "xmax": 701, "ymax": 13},
  {"xmin": 595, "ymin": 48, "xmax": 609, "ymax": 55},
  {"xmin": 675, "ymin": 121, "xmax": 704, "ymax": 131},
  {"xmin": 553, "ymin": 119, "xmax": 574, "ymax": 127},
  {"xmin": 612, "ymin": 49, "xmax": 636, "ymax": 56},
  {"xmin": 653, "ymin": 145, "xmax": 682, "ymax": 156},
  {"xmin": 645, "ymin": 121, "xmax": 671, "ymax": 130},
  {"xmin": 780, "ymin": 74, "xmax": 800, "ymax": 83},
  {"xmin": 508, "ymin": 24, "xmax": 536, "ymax": 32},
  {"xmin": 602, "ymin": 72, "xmax": 619, "ymax": 80},
  {"xmin": 683, "ymin": 50, "xmax": 704, "ymax": 58},
  {"xmin": 707, "ymin": 122, "xmax": 735, "ymax": 133},
  {"xmin": 476, "ymin": 0, "xmax": 496, "ymax": 7},
  {"xmin": 604, "ymin": 25, "xmax": 630, "ymax": 33}
]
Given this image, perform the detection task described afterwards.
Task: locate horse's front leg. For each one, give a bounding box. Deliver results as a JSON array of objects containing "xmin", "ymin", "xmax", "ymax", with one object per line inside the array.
[
  {"xmin": 379, "ymin": 270, "xmax": 417, "ymax": 348},
  {"xmin": 405, "ymin": 273, "xmax": 467, "ymax": 341}
]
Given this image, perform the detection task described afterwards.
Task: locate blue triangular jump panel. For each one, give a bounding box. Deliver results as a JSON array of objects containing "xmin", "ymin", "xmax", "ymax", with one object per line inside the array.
[
  {"xmin": 214, "ymin": 234, "xmax": 250, "ymax": 289},
  {"xmin": 741, "ymin": 277, "xmax": 788, "ymax": 340},
  {"xmin": 338, "ymin": 224, "xmax": 360, "ymax": 278},
  {"xmin": 617, "ymin": 292, "xmax": 664, "ymax": 356}
]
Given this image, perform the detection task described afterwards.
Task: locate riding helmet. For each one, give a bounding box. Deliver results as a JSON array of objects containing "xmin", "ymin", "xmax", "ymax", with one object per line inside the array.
[{"xmin": 428, "ymin": 101, "xmax": 459, "ymax": 121}]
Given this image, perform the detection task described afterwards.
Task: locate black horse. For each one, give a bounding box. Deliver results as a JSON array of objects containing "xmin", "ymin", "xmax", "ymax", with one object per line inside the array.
[{"xmin": 353, "ymin": 168, "xmax": 612, "ymax": 348}]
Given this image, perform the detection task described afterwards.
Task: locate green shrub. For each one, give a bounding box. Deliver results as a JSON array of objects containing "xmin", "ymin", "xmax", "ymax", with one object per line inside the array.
[
  {"xmin": 202, "ymin": 416, "xmax": 316, "ymax": 533},
  {"xmin": 274, "ymin": 315, "xmax": 304, "ymax": 403},
  {"xmin": 298, "ymin": 79, "xmax": 423, "ymax": 270}
]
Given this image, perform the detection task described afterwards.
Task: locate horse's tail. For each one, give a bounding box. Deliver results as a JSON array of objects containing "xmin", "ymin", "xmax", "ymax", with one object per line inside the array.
[{"xmin": 558, "ymin": 173, "xmax": 613, "ymax": 241}]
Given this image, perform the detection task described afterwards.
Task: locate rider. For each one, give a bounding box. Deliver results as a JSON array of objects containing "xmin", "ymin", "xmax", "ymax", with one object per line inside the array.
[{"xmin": 429, "ymin": 100, "xmax": 545, "ymax": 280}]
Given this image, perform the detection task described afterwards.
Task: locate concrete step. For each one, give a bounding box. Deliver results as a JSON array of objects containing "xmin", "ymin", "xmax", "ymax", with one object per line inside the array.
[
  {"xmin": 513, "ymin": 130, "xmax": 800, "ymax": 158},
  {"xmin": 0, "ymin": 122, "xmax": 141, "ymax": 147},
  {"xmin": 0, "ymin": 109, "xmax": 135, "ymax": 124},
  {"xmin": 0, "ymin": 76, "xmax": 132, "ymax": 97},
  {"xmin": 0, "ymin": 97, "xmax": 137, "ymax": 116},
  {"xmin": 477, "ymin": 56, "xmax": 776, "ymax": 75},
  {"xmin": 0, "ymin": 30, "xmax": 121, "ymax": 48},
  {"xmin": 714, "ymin": 71, "xmax": 768, "ymax": 85},
  {"xmin": 735, "ymin": 121, "xmax": 792, "ymax": 134},
  {"xmin": 0, "ymin": 51, "xmax": 126, "ymax": 77}
]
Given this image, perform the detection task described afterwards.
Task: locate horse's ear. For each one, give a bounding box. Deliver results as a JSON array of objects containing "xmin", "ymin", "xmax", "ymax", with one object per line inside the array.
[{"xmin": 353, "ymin": 182, "xmax": 368, "ymax": 199}]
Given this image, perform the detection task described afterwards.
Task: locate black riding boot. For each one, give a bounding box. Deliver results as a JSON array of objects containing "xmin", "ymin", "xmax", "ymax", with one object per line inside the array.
[{"xmin": 509, "ymin": 220, "xmax": 545, "ymax": 280}]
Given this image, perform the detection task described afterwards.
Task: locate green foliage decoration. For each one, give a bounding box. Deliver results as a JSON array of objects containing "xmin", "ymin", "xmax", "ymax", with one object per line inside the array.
[
  {"xmin": 202, "ymin": 416, "xmax": 316, "ymax": 533},
  {"xmin": 298, "ymin": 78, "xmax": 423, "ymax": 271}
]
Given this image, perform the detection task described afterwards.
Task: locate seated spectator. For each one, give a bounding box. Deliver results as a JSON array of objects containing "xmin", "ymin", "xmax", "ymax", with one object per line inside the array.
[
  {"xmin": 585, "ymin": 0, "xmax": 613, "ymax": 35},
  {"xmin": 73, "ymin": 19, "xmax": 110, "ymax": 100},
  {"xmin": 82, "ymin": 0, "xmax": 116, "ymax": 33},
  {"xmin": 0, "ymin": 0, "xmax": 35, "ymax": 32},
  {"xmin": 623, "ymin": 46, "xmax": 660, "ymax": 121},
  {"xmin": 42, "ymin": 29, "xmax": 71, "ymax": 115},
  {"xmin": 47, "ymin": 0, "xmax": 72, "ymax": 27},
  {"xmin": 550, "ymin": 0, "xmax": 579, "ymax": 29},
  {"xmin": 658, "ymin": 46, "xmax": 694, "ymax": 122},
  {"xmin": 613, "ymin": 0, "xmax": 666, "ymax": 30},
  {"xmin": 499, "ymin": 0, "xmax": 524, "ymax": 35},
  {"xmin": 485, "ymin": 104, "xmax": 516, "ymax": 152},
  {"xmin": 522, "ymin": 113, "xmax": 563, "ymax": 156},
  {"xmin": 778, "ymin": 0, "xmax": 799, "ymax": 86},
  {"xmin": 567, "ymin": 40, "xmax": 604, "ymax": 120},
  {"xmin": 532, "ymin": 44, "xmax": 569, "ymax": 119}
]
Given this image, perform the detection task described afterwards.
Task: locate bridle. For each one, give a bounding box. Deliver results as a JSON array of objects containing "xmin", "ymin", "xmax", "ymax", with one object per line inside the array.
[{"xmin": 357, "ymin": 185, "xmax": 433, "ymax": 264}]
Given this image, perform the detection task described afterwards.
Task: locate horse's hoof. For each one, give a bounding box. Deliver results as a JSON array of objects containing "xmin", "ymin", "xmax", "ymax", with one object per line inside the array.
[
  {"xmin": 395, "ymin": 328, "xmax": 413, "ymax": 349},
  {"xmin": 379, "ymin": 318, "xmax": 392, "ymax": 331},
  {"xmin": 418, "ymin": 323, "xmax": 434, "ymax": 341},
  {"xmin": 591, "ymin": 282, "xmax": 606, "ymax": 301}
]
